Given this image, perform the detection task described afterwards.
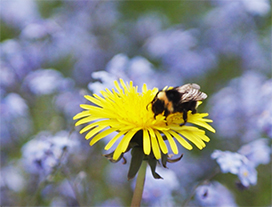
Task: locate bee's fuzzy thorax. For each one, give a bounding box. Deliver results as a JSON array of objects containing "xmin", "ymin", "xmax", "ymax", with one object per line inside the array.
[{"xmin": 157, "ymin": 91, "xmax": 167, "ymax": 100}]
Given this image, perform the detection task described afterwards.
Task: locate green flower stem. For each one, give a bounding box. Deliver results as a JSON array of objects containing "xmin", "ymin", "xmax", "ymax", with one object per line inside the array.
[{"xmin": 131, "ymin": 161, "xmax": 147, "ymax": 207}]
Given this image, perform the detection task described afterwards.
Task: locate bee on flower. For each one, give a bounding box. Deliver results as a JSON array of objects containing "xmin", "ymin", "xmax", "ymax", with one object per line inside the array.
[{"xmin": 73, "ymin": 79, "xmax": 215, "ymax": 179}]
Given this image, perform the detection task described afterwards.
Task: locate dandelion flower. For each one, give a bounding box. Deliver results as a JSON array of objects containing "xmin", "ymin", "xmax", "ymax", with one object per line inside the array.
[{"xmin": 74, "ymin": 79, "xmax": 215, "ymax": 178}]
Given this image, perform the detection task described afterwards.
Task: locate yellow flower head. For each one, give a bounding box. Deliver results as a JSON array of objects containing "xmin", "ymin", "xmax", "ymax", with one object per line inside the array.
[{"xmin": 73, "ymin": 79, "xmax": 215, "ymax": 161}]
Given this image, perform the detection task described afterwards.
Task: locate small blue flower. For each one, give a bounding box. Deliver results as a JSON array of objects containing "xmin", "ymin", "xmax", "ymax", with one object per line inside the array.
[
  {"xmin": 240, "ymin": 0, "xmax": 270, "ymax": 16},
  {"xmin": 54, "ymin": 89, "xmax": 86, "ymax": 119},
  {"xmin": 237, "ymin": 162, "xmax": 257, "ymax": 187},
  {"xmin": 195, "ymin": 181, "xmax": 237, "ymax": 207},
  {"xmin": 0, "ymin": 0, "xmax": 40, "ymax": 28},
  {"xmin": 88, "ymin": 54, "xmax": 164, "ymax": 92},
  {"xmin": 133, "ymin": 12, "xmax": 166, "ymax": 42},
  {"xmin": 1, "ymin": 93, "xmax": 32, "ymax": 144},
  {"xmin": 257, "ymin": 80, "xmax": 272, "ymax": 138},
  {"xmin": 145, "ymin": 28, "xmax": 217, "ymax": 79},
  {"xmin": 136, "ymin": 166, "xmax": 179, "ymax": 206},
  {"xmin": 21, "ymin": 131, "xmax": 79, "ymax": 176},
  {"xmin": 209, "ymin": 71, "xmax": 270, "ymax": 141},
  {"xmin": 212, "ymin": 149, "xmax": 261, "ymax": 187},
  {"xmin": 238, "ymin": 138, "xmax": 271, "ymax": 167},
  {"xmin": 0, "ymin": 165, "xmax": 26, "ymax": 192},
  {"xmin": 211, "ymin": 150, "xmax": 246, "ymax": 174},
  {"xmin": 22, "ymin": 69, "xmax": 68, "ymax": 96},
  {"xmin": 1, "ymin": 39, "xmax": 33, "ymax": 81}
]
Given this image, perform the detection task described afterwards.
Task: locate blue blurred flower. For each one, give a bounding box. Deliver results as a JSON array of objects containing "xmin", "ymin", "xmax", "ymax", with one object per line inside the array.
[
  {"xmin": 132, "ymin": 12, "xmax": 167, "ymax": 44},
  {"xmin": 88, "ymin": 53, "xmax": 165, "ymax": 92},
  {"xmin": 195, "ymin": 181, "xmax": 237, "ymax": 207},
  {"xmin": 238, "ymin": 139, "xmax": 271, "ymax": 167},
  {"xmin": 0, "ymin": 165, "xmax": 26, "ymax": 192},
  {"xmin": 145, "ymin": 28, "xmax": 217, "ymax": 79},
  {"xmin": 50, "ymin": 197, "xmax": 67, "ymax": 207},
  {"xmin": 0, "ymin": 63, "xmax": 17, "ymax": 89},
  {"xmin": 88, "ymin": 71, "xmax": 118, "ymax": 94},
  {"xmin": 209, "ymin": 71, "xmax": 270, "ymax": 141},
  {"xmin": 211, "ymin": 150, "xmax": 246, "ymax": 174},
  {"xmin": 54, "ymin": 89, "xmax": 86, "ymax": 119},
  {"xmin": 21, "ymin": 131, "xmax": 79, "ymax": 176},
  {"xmin": 139, "ymin": 167, "xmax": 179, "ymax": 206},
  {"xmin": 257, "ymin": 80, "xmax": 272, "ymax": 138},
  {"xmin": 1, "ymin": 39, "xmax": 35, "ymax": 82},
  {"xmin": 258, "ymin": 109, "xmax": 272, "ymax": 138},
  {"xmin": 22, "ymin": 69, "xmax": 70, "ymax": 96},
  {"xmin": 212, "ymin": 149, "xmax": 259, "ymax": 187},
  {"xmin": 204, "ymin": 0, "xmax": 270, "ymax": 70},
  {"xmin": 105, "ymin": 160, "xmax": 129, "ymax": 186},
  {"xmin": 1, "ymin": 93, "xmax": 32, "ymax": 144},
  {"xmin": 212, "ymin": 0, "xmax": 270, "ymax": 16},
  {"xmin": 240, "ymin": 32, "xmax": 270, "ymax": 72},
  {"xmin": 237, "ymin": 162, "xmax": 257, "ymax": 187},
  {"xmin": 0, "ymin": 0, "xmax": 40, "ymax": 28},
  {"xmin": 57, "ymin": 179, "xmax": 77, "ymax": 199}
]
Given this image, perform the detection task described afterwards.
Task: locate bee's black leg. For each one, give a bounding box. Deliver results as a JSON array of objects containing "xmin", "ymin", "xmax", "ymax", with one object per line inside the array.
[
  {"xmin": 191, "ymin": 108, "xmax": 197, "ymax": 114},
  {"xmin": 164, "ymin": 110, "xmax": 170, "ymax": 117},
  {"xmin": 180, "ymin": 110, "xmax": 188, "ymax": 126}
]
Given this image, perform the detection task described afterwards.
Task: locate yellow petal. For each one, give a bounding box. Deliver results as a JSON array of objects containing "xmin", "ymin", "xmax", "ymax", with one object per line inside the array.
[
  {"xmin": 114, "ymin": 80, "xmax": 124, "ymax": 95},
  {"xmin": 120, "ymin": 79, "xmax": 129, "ymax": 94},
  {"xmin": 120, "ymin": 130, "xmax": 139, "ymax": 152},
  {"xmin": 84, "ymin": 95, "xmax": 102, "ymax": 107},
  {"xmin": 86, "ymin": 125, "xmax": 108, "ymax": 140},
  {"xmin": 104, "ymin": 131, "xmax": 126, "ymax": 150},
  {"xmin": 73, "ymin": 111, "xmax": 90, "ymax": 120},
  {"xmin": 148, "ymin": 128, "xmax": 161, "ymax": 159},
  {"xmin": 169, "ymin": 130, "xmax": 193, "ymax": 150},
  {"xmin": 143, "ymin": 129, "xmax": 151, "ymax": 155},
  {"xmin": 79, "ymin": 119, "xmax": 109, "ymax": 133},
  {"xmin": 142, "ymin": 83, "xmax": 147, "ymax": 93},
  {"xmin": 162, "ymin": 130, "xmax": 178, "ymax": 154},
  {"xmin": 187, "ymin": 113, "xmax": 216, "ymax": 133},
  {"xmin": 113, "ymin": 130, "xmax": 137, "ymax": 160},
  {"xmin": 179, "ymin": 130, "xmax": 205, "ymax": 150},
  {"xmin": 154, "ymin": 130, "xmax": 168, "ymax": 154},
  {"xmin": 75, "ymin": 116, "xmax": 101, "ymax": 127},
  {"xmin": 79, "ymin": 104, "xmax": 99, "ymax": 110},
  {"xmin": 90, "ymin": 128, "xmax": 116, "ymax": 146}
]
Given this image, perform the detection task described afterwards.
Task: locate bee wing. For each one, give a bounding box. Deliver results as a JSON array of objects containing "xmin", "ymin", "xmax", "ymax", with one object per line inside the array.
[{"xmin": 176, "ymin": 83, "xmax": 207, "ymax": 103}]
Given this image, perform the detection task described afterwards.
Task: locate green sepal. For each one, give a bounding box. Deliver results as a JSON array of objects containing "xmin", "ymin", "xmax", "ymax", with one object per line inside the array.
[
  {"xmin": 127, "ymin": 146, "xmax": 145, "ymax": 180},
  {"xmin": 161, "ymin": 153, "xmax": 168, "ymax": 168},
  {"xmin": 147, "ymin": 154, "xmax": 162, "ymax": 179}
]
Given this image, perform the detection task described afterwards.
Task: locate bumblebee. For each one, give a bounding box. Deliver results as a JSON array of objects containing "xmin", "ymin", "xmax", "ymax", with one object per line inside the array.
[{"xmin": 149, "ymin": 83, "xmax": 207, "ymax": 124}]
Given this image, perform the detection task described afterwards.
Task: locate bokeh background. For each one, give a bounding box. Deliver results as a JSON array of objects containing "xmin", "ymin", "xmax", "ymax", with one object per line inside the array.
[{"xmin": 1, "ymin": 0, "xmax": 271, "ymax": 206}]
